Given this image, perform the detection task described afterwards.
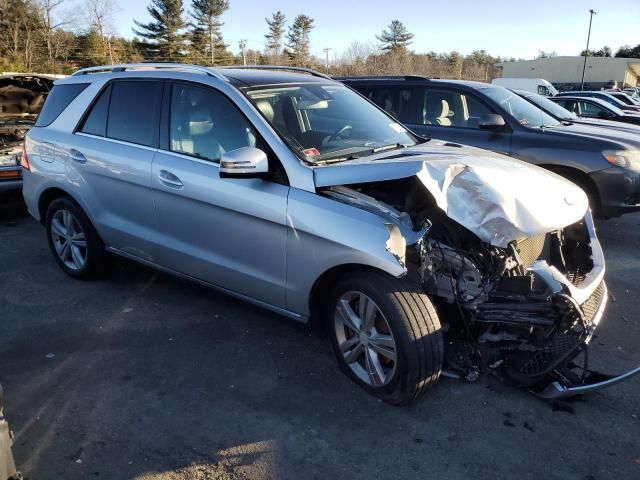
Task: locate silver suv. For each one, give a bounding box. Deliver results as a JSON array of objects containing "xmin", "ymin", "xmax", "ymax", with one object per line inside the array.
[{"xmin": 22, "ymin": 64, "xmax": 635, "ymax": 404}]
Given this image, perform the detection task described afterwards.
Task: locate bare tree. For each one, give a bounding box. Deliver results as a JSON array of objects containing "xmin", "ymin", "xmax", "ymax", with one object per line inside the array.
[
  {"xmin": 35, "ymin": 0, "xmax": 71, "ymax": 71},
  {"xmin": 85, "ymin": 0, "xmax": 119, "ymax": 64}
]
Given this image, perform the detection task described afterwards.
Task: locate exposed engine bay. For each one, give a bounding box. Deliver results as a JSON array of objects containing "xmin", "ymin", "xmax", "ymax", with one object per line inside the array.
[
  {"xmin": 0, "ymin": 75, "xmax": 52, "ymax": 161},
  {"xmin": 321, "ymin": 176, "xmax": 627, "ymax": 398}
]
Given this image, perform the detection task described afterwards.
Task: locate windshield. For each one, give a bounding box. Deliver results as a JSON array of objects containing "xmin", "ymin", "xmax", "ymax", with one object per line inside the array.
[
  {"xmin": 480, "ymin": 86, "xmax": 561, "ymax": 128},
  {"xmin": 523, "ymin": 93, "xmax": 577, "ymax": 120},
  {"xmin": 245, "ymin": 83, "xmax": 419, "ymax": 162}
]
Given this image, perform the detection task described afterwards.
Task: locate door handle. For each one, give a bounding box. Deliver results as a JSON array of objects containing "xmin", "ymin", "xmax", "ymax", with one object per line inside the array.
[
  {"xmin": 158, "ymin": 170, "xmax": 183, "ymax": 188},
  {"xmin": 69, "ymin": 149, "xmax": 87, "ymax": 163}
]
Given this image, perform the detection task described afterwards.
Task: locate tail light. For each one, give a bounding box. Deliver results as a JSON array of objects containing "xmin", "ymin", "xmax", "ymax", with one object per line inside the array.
[{"xmin": 20, "ymin": 144, "xmax": 30, "ymax": 170}]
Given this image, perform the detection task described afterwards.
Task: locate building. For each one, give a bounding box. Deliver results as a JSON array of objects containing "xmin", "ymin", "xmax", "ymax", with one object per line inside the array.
[{"xmin": 495, "ymin": 56, "xmax": 640, "ymax": 91}]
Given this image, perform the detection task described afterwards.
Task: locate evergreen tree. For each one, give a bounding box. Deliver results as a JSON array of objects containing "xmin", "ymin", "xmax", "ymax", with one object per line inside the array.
[
  {"xmin": 286, "ymin": 14, "xmax": 313, "ymax": 67},
  {"xmin": 265, "ymin": 10, "xmax": 285, "ymax": 58},
  {"xmin": 376, "ymin": 20, "xmax": 414, "ymax": 52},
  {"xmin": 133, "ymin": 0, "xmax": 187, "ymax": 61},
  {"xmin": 190, "ymin": 0, "xmax": 229, "ymax": 64}
]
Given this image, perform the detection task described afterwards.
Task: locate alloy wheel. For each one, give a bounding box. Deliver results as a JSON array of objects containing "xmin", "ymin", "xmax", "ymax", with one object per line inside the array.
[
  {"xmin": 334, "ymin": 291, "xmax": 398, "ymax": 387},
  {"xmin": 50, "ymin": 209, "xmax": 88, "ymax": 271}
]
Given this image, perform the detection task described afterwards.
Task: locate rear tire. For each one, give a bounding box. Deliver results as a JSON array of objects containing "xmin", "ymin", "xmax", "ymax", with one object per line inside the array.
[
  {"xmin": 327, "ymin": 270, "xmax": 443, "ymax": 405},
  {"xmin": 45, "ymin": 197, "xmax": 105, "ymax": 279}
]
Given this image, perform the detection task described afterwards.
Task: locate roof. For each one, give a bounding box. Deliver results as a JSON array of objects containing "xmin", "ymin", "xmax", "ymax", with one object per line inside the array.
[
  {"xmin": 220, "ymin": 68, "xmax": 332, "ymax": 87},
  {"xmin": 339, "ymin": 76, "xmax": 495, "ymax": 90}
]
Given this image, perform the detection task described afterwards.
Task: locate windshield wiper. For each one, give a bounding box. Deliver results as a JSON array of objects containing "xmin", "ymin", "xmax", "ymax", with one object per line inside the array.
[{"xmin": 346, "ymin": 143, "xmax": 407, "ymax": 160}]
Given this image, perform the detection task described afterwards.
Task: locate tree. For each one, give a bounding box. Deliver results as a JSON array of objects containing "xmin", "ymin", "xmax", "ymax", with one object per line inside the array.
[
  {"xmin": 286, "ymin": 14, "xmax": 313, "ymax": 67},
  {"xmin": 615, "ymin": 44, "xmax": 640, "ymax": 58},
  {"xmin": 190, "ymin": 0, "xmax": 229, "ymax": 64},
  {"xmin": 264, "ymin": 10, "xmax": 285, "ymax": 59},
  {"xmin": 133, "ymin": 0, "xmax": 187, "ymax": 61},
  {"xmin": 84, "ymin": 0, "xmax": 118, "ymax": 64},
  {"xmin": 580, "ymin": 45, "xmax": 612, "ymax": 57},
  {"xmin": 376, "ymin": 20, "xmax": 413, "ymax": 52}
]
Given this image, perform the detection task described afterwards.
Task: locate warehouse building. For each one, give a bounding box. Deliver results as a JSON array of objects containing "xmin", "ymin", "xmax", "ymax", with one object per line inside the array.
[{"xmin": 495, "ymin": 56, "xmax": 640, "ymax": 91}]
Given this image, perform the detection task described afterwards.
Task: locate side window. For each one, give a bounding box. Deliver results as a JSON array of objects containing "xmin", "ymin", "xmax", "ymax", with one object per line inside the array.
[
  {"xmin": 106, "ymin": 81, "xmax": 161, "ymax": 147},
  {"xmin": 423, "ymin": 88, "xmax": 493, "ymax": 128},
  {"xmin": 170, "ymin": 83, "xmax": 259, "ymax": 163},
  {"xmin": 578, "ymin": 101, "xmax": 606, "ymax": 117},
  {"xmin": 79, "ymin": 84, "xmax": 111, "ymax": 136},
  {"xmin": 357, "ymin": 85, "xmax": 422, "ymax": 124},
  {"xmin": 35, "ymin": 83, "xmax": 89, "ymax": 127}
]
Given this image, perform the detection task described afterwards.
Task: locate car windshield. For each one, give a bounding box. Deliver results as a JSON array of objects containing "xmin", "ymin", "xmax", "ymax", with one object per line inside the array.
[
  {"xmin": 245, "ymin": 83, "xmax": 419, "ymax": 162},
  {"xmin": 480, "ymin": 86, "xmax": 561, "ymax": 128},
  {"xmin": 524, "ymin": 93, "xmax": 577, "ymax": 120}
]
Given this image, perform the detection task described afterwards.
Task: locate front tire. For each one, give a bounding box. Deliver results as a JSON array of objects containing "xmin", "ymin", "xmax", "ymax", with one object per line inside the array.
[
  {"xmin": 45, "ymin": 197, "xmax": 105, "ymax": 279},
  {"xmin": 328, "ymin": 270, "xmax": 443, "ymax": 405}
]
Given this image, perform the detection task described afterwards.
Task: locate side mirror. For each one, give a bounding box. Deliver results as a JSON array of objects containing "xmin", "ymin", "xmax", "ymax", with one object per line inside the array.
[
  {"xmin": 478, "ymin": 113, "xmax": 506, "ymax": 130},
  {"xmin": 219, "ymin": 147, "xmax": 269, "ymax": 179}
]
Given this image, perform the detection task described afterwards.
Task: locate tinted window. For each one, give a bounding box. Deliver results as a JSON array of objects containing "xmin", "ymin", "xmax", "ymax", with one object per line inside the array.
[
  {"xmin": 107, "ymin": 81, "xmax": 161, "ymax": 147},
  {"xmin": 79, "ymin": 84, "xmax": 111, "ymax": 136},
  {"xmin": 170, "ymin": 83, "xmax": 259, "ymax": 163},
  {"xmin": 577, "ymin": 101, "xmax": 608, "ymax": 117},
  {"xmin": 35, "ymin": 83, "xmax": 88, "ymax": 127},
  {"xmin": 480, "ymin": 86, "xmax": 560, "ymax": 128},
  {"xmin": 357, "ymin": 85, "xmax": 424, "ymax": 124}
]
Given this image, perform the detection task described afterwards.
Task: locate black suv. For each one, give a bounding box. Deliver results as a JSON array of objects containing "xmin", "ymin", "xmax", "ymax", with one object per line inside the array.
[{"xmin": 340, "ymin": 76, "xmax": 640, "ymax": 218}]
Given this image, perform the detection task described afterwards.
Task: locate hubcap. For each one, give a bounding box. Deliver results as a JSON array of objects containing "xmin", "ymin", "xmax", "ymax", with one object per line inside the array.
[
  {"xmin": 334, "ymin": 291, "xmax": 397, "ymax": 387},
  {"xmin": 50, "ymin": 210, "xmax": 87, "ymax": 271}
]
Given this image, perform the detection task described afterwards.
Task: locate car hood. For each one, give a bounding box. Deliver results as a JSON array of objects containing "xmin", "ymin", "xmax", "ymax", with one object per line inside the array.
[
  {"xmin": 569, "ymin": 117, "xmax": 640, "ymax": 135},
  {"xmin": 546, "ymin": 122, "xmax": 640, "ymax": 148},
  {"xmin": 314, "ymin": 141, "xmax": 588, "ymax": 248},
  {"xmin": 0, "ymin": 74, "xmax": 54, "ymax": 122}
]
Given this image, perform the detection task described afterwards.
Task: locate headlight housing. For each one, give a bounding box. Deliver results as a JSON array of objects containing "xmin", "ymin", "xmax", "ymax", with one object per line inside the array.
[{"xmin": 602, "ymin": 149, "xmax": 640, "ymax": 172}]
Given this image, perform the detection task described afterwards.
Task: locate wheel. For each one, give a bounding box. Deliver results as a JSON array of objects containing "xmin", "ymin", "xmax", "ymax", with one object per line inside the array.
[
  {"xmin": 328, "ymin": 270, "xmax": 443, "ymax": 405},
  {"xmin": 45, "ymin": 197, "xmax": 105, "ymax": 279}
]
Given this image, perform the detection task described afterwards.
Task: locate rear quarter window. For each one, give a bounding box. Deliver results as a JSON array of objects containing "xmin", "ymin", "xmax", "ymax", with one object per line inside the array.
[{"xmin": 35, "ymin": 83, "xmax": 89, "ymax": 127}]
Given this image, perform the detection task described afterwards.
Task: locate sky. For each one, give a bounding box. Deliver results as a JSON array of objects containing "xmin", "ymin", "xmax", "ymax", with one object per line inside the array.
[{"xmin": 103, "ymin": 0, "xmax": 640, "ymax": 59}]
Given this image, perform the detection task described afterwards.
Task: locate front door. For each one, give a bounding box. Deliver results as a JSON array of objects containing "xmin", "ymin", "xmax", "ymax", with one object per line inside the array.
[{"xmin": 151, "ymin": 81, "xmax": 289, "ymax": 308}]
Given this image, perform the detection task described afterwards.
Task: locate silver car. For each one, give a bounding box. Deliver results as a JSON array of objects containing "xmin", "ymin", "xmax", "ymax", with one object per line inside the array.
[{"xmin": 21, "ymin": 64, "xmax": 638, "ymax": 404}]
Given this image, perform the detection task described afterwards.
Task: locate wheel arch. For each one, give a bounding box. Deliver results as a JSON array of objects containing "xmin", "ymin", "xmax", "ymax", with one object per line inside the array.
[
  {"xmin": 538, "ymin": 164, "xmax": 601, "ymax": 214},
  {"xmin": 38, "ymin": 187, "xmax": 86, "ymax": 225},
  {"xmin": 308, "ymin": 263, "xmax": 399, "ymax": 327}
]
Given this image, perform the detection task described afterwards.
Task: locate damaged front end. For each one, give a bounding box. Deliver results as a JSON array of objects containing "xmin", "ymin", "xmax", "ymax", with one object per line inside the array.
[{"xmin": 323, "ymin": 169, "xmax": 638, "ymax": 398}]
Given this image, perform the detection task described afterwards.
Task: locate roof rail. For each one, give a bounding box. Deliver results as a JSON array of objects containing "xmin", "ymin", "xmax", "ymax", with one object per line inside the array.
[
  {"xmin": 219, "ymin": 65, "xmax": 332, "ymax": 80},
  {"xmin": 335, "ymin": 75, "xmax": 431, "ymax": 81},
  {"xmin": 71, "ymin": 63, "xmax": 227, "ymax": 80}
]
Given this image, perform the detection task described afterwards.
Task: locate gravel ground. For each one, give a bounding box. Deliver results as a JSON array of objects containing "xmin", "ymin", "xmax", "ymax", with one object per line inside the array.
[{"xmin": 0, "ymin": 190, "xmax": 639, "ymax": 480}]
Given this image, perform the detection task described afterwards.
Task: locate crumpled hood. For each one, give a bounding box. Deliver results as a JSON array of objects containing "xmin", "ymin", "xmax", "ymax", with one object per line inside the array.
[{"xmin": 314, "ymin": 141, "xmax": 589, "ymax": 247}]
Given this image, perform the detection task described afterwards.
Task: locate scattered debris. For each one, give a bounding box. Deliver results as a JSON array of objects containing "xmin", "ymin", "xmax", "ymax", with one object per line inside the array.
[
  {"xmin": 122, "ymin": 307, "xmax": 133, "ymax": 313},
  {"xmin": 44, "ymin": 353, "xmax": 55, "ymax": 359}
]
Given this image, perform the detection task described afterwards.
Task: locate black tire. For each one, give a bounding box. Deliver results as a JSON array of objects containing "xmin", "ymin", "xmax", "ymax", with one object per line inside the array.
[
  {"xmin": 45, "ymin": 196, "xmax": 105, "ymax": 279},
  {"xmin": 327, "ymin": 270, "xmax": 443, "ymax": 405}
]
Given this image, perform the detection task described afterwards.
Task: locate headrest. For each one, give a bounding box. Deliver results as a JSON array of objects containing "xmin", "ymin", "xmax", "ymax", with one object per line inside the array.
[
  {"xmin": 255, "ymin": 100, "xmax": 274, "ymax": 122},
  {"xmin": 439, "ymin": 99, "xmax": 450, "ymax": 117},
  {"xmin": 189, "ymin": 113, "xmax": 213, "ymax": 136}
]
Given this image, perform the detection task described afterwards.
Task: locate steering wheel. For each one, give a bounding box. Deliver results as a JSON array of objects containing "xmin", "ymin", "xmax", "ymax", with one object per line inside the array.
[{"xmin": 327, "ymin": 125, "xmax": 353, "ymax": 143}]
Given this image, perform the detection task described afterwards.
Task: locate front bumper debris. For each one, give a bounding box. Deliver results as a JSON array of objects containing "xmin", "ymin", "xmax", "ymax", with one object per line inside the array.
[{"xmin": 534, "ymin": 366, "xmax": 640, "ymax": 399}]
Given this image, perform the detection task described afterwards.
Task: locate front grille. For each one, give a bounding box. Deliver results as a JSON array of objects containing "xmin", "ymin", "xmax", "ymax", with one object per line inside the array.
[
  {"xmin": 580, "ymin": 280, "xmax": 606, "ymax": 324},
  {"xmin": 518, "ymin": 334, "xmax": 582, "ymax": 377},
  {"xmin": 515, "ymin": 233, "xmax": 548, "ymax": 268}
]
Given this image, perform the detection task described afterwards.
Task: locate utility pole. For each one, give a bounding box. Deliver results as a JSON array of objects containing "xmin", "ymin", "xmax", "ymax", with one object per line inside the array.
[
  {"xmin": 239, "ymin": 39, "xmax": 247, "ymax": 66},
  {"xmin": 580, "ymin": 9, "xmax": 597, "ymax": 91},
  {"xmin": 322, "ymin": 47, "xmax": 332, "ymax": 73}
]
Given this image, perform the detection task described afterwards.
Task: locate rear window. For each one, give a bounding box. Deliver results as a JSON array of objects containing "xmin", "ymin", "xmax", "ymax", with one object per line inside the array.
[
  {"xmin": 35, "ymin": 83, "xmax": 88, "ymax": 127},
  {"xmin": 79, "ymin": 84, "xmax": 112, "ymax": 136},
  {"xmin": 106, "ymin": 81, "xmax": 161, "ymax": 147}
]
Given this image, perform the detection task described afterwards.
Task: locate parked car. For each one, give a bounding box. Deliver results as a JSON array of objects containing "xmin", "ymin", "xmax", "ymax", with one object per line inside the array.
[
  {"xmin": 606, "ymin": 91, "xmax": 640, "ymax": 106},
  {"xmin": 516, "ymin": 90, "xmax": 640, "ymax": 133},
  {"xmin": 556, "ymin": 91, "xmax": 640, "ymax": 113},
  {"xmin": 549, "ymin": 95, "xmax": 640, "ymax": 126},
  {"xmin": 0, "ymin": 73, "xmax": 55, "ymax": 193},
  {"xmin": 491, "ymin": 77, "xmax": 558, "ymax": 96},
  {"xmin": 22, "ymin": 64, "xmax": 638, "ymax": 404},
  {"xmin": 340, "ymin": 76, "xmax": 640, "ymax": 218},
  {"xmin": 0, "ymin": 385, "xmax": 18, "ymax": 480}
]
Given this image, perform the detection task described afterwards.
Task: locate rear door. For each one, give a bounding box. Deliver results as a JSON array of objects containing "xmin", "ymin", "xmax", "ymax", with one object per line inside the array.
[
  {"xmin": 71, "ymin": 79, "xmax": 162, "ymax": 261},
  {"xmin": 151, "ymin": 81, "xmax": 289, "ymax": 308}
]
